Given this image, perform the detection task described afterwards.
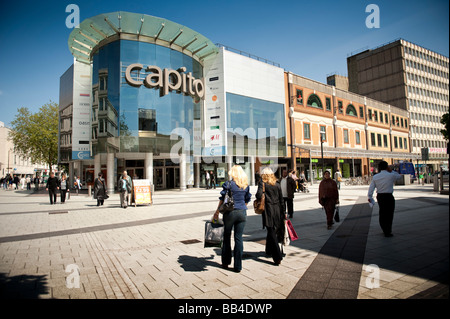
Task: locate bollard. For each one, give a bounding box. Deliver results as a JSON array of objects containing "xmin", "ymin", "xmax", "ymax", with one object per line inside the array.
[
  {"xmin": 88, "ymin": 185, "xmax": 92, "ymax": 197},
  {"xmin": 433, "ymin": 174, "xmax": 439, "ymax": 191}
]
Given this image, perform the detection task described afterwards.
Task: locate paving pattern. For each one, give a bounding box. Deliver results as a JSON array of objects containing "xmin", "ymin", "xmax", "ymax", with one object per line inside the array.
[{"xmin": 0, "ymin": 183, "xmax": 448, "ymax": 300}]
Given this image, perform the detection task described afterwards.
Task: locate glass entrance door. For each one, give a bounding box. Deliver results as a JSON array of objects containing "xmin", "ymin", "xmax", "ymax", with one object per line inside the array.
[{"xmin": 154, "ymin": 168, "xmax": 164, "ymax": 189}]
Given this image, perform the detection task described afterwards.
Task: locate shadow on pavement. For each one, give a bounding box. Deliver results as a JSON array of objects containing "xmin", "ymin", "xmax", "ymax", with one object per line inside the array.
[
  {"xmin": 244, "ymin": 195, "xmax": 449, "ymax": 288},
  {"xmin": 0, "ymin": 273, "xmax": 49, "ymax": 299}
]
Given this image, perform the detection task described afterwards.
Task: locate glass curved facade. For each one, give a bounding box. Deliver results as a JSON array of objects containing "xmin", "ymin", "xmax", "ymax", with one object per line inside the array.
[{"xmin": 91, "ymin": 39, "xmax": 202, "ymax": 155}]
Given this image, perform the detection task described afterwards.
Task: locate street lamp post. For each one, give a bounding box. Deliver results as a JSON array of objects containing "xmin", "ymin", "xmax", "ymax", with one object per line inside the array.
[{"xmin": 321, "ymin": 135, "xmax": 324, "ymax": 177}]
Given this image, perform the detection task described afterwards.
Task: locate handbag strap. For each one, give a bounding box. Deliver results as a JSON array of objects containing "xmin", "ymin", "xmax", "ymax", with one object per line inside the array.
[{"xmin": 227, "ymin": 181, "xmax": 233, "ymax": 196}]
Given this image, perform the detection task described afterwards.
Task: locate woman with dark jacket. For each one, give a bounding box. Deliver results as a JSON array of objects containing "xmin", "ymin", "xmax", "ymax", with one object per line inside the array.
[
  {"xmin": 93, "ymin": 172, "xmax": 107, "ymax": 206},
  {"xmin": 318, "ymin": 170, "xmax": 339, "ymax": 229},
  {"xmin": 256, "ymin": 167, "xmax": 286, "ymax": 265}
]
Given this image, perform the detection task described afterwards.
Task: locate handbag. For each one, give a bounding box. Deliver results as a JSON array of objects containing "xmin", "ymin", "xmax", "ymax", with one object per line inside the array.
[
  {"xmin": 286, "ymin": 219, "xmax": 298, "ymax": 241},
  {"xmin": 204, "ymin": 220, "xmax": 224, "ymax": 248},
  {"xmin": 283, "ymin": 221, "xmax": 290, "ymax": 246},
  {"xmin": 334, "ymin": 204, "xmax": 340, "ymax": 222},
  {"xmin": 253, "ymin": 183, "xmax": 265, "ymax": 215},
  {"xmin": 219, "ymin": 182, "xmax": 235, "ymax": 213}
]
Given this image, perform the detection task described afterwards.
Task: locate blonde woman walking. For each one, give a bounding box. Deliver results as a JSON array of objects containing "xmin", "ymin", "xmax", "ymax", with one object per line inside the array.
[
  {"xmin": 213, "ymin": 165, "xmax": 251, "ymax": 273},
  {"xmin": 256, "ymin": 167, "xmax": 285, "ymax": 265}
]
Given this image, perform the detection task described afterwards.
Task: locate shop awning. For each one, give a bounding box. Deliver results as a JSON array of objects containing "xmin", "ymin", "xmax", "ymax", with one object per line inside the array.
[
  {"xmin": 68, "ymin": 11, "xmax": 218, "ymax": 64},
  {"xmin": 293, "ymin": 144, "xmax": 421, "ymax": 160}
]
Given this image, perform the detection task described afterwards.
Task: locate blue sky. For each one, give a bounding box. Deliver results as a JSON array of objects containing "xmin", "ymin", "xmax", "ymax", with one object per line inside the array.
[{"xmin": 0, "ymin": 0, "xmax": 448, "ymax": 127}]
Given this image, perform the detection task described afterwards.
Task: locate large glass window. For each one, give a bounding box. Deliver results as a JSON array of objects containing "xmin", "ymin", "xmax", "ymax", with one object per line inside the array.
[
  {"xmin": 307, "ymin": 94, "xmax": 323, "ymax": 109},
  {"xmin": 303, "ymin": 123, "xmax": 311, "ymax": 140},
  {"xmin": 371, "ymin": 133, "xmax": 376, "ymax": 146},
  {"xmin": 343, "ymin": 129, "xmax": 349, "ymax": 143},
  {"xmin": 346, "ymin": 104, "xmax": 357, "ymax": 117},
  {"xmin": 325, "ymin": 97, "xmax": 331, "ymax": 111},
  {"xmin": 91, "ymin": 40, "xmax": 202, "ymax": 154},
  {"xmin": 296, "ymin": 89, "xmax": 303, "ymax": 105},
  {"xmin": 226, "ymin": 93, "xmax": 286, "ymax": 156},
  {"xmin": 320, "ymin": 126, "xmax": 326, "ymax": 142}
]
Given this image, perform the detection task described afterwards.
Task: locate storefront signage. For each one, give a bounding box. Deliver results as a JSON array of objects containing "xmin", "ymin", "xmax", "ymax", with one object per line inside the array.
[
  {"xmin": 133, "ymin": 179, "xmax": 152, "ymax": 206},
  {"xmin": 125, "ymin": 63, "xmax": 205, "ymax": 100}
]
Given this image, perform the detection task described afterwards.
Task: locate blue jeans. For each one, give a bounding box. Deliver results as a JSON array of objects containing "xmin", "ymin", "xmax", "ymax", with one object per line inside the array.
[{"xmin": 222, "ymin": 209, "xmax": 247, "ymax": 271}]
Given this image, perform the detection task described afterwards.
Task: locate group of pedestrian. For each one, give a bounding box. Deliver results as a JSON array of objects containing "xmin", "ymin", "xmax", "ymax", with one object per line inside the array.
[
  {"xmin": 212, "ymin": 166, "xmax": 298, "ymax": 271},
  {"xmin": 211, "ymin": 160, "xmax": 402, "ymax": 272},
  {"xmin": 92, "ymin": 170, "xmax": 134, "ymax": 208},
  {"xmin": 45, "ymin": 172, "xmax": 70, "ymax": 205},
  {"xmin": 0, "ymin": 174, "xmax": 34, "ymax": 190}
]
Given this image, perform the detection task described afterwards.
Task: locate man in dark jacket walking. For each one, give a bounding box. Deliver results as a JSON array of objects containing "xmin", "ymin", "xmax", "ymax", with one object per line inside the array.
[
  {"xmin": 46, "ymin": 172, "xmax": 59, "ymax": 204},
  {"xmin": 280, "ymin": 170, "xmax": 296, "ymax": 218}
]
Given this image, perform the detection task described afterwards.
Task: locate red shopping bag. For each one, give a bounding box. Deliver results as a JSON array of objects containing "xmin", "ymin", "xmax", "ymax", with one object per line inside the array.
[{"xmin": 286, "ymin": 220, "xmax": 298, "ymax": 241}]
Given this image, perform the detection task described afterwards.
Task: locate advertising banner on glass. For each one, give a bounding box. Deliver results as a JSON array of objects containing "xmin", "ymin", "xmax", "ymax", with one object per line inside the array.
[
  {"xmin": 72, "ymin": 61, "xmax": 92, "ymax": 160},
  {"xmin": 133, "ymin": 179, "xmax": 152, "ymax": 206},
  {"xmin": 203, "ymin": 49, "xmax": 226, "ymax": 156}
]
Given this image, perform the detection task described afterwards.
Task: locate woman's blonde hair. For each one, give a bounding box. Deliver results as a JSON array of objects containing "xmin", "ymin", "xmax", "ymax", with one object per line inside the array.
[
  {"xmin": 228, "ymin": 165, "xmax": 248, "ymax": 189},
  {"xmin": 260, "ymin": 167, "xmax": 277, "ymax": 186}
]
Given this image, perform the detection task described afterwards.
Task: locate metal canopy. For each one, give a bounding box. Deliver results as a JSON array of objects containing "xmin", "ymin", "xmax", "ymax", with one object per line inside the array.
[{"xmin": 68, "ymin": 11, "xmax": 218, "ymax": 64}]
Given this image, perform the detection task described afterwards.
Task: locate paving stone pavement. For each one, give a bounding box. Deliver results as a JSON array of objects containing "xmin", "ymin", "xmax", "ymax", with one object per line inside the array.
[{"xmin": 0, "ymin": 182, "xmax": 448, "ymax": 301}]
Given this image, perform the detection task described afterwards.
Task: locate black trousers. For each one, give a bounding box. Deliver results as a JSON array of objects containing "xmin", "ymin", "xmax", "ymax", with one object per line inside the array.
[
  {"xmin": 48, "ymin": 189, "xmax": 57, "ymax": 204},
  {"xmin": 376, "ymin": 193, "xmax": 395, "ymax": 235},
  {"xmin": 265, "ymin": 227, "xmax": 283, "ymax": 263},
  {"xmin": 283, "ymin": 197, "xmax": 294, "ymax": 217},
  {"xmin": 60, "ymin": 190, "xmax": 67, "ymax": 203}
]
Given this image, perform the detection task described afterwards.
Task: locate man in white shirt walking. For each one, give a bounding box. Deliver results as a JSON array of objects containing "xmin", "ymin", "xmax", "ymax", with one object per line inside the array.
[{"xmin": 368, "ymin": 161, "xmax": 402, "ymax": 237}]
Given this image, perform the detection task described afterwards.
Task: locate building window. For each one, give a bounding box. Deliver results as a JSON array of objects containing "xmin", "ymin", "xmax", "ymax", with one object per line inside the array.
[
  {"xmin": 399, "ymin": 137, "xmax": 403, "ymax": 148},
  {"xmin": 303, "ymin": 123, "xmax": 311, "ymax": 140},
  {"xmin": 359, "ymin": 106, "xmax": 364, "ymax": 118},
  {"xmin": 394, "ymin": 136, "xmax": 398, "ymax": 148},
  {"xmin": 320, "ymin": 125, "xmax": 326, "ymax": 141},
  {"xmin": 343, "ymin": 129, "xmax": 349, "ymax": 143},
  {"xmin": 383, "ymin": 135, "xmax": 388, "ymax": 148},
  {"xmin": 338, "ymin": 100, "xmax": 343, "ymax": 113},
  {"xmin": 380, "ymin": 112, "xmax": 383, "ymax": 123},
  {"xmin": 371, "ymin": 133, "xmax": 376, "ymax": 146},
  {"xmin": 368, "ymin": 109, "xmax": 373, "ymax": 120},
  {"xmin": 307, "ymin": 94, "xmax": 323, "ymax": 109},
  {"xmin": 296, "ymin": 89, "xmax": 303, "ymax": 105},
  {"xmin": 377, "ymin": 134, "xmax": 382, "ymax": 147},
  {"xmin": 325, "ymin": 97, "xmax": 331, "ymax": 111},
  {"xmin": 385, "ymin": 113, "xmax": 389, "ymax": 124},
  {"xmin": 355, "ymin": 131, "xmax": 361, "ymax": 145},
  {"xmin": 138, "ymin": 108, "xmax": 157, "ymax": 132},
  {"xmin": 404, "ymin": 138, "xmax": 407, "ymax": 149},
  {"xmin": 346, "ymin": 104, "xmax": 357, "ymax": 117},
  {"xmin": 374, "ymin": 111, "xmax": 378, "ymax": 122}
]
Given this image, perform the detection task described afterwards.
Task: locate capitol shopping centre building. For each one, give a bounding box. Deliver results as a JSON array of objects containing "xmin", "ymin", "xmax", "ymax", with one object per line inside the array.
[{"xmin": 60, "ymin": 11, "xmax": 443, "ymax": 192}]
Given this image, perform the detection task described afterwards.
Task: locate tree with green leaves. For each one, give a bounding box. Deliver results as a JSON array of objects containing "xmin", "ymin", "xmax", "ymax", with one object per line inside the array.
[
  {"xmin": 9, "ymin": 101, "xmax": 59, "ymax": 173},
  {"xmin": 440, "ymin": 112, "xmax": 449, "ymax": 142}
]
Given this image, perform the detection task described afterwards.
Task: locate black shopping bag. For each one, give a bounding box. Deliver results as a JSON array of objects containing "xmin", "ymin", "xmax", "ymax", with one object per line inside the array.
[
  {"xmin": 334, "ymin": 205, "xmax": 340, "ymax": 222},
  {"xmin": 204, "ymin": 220, "xmax": 224, "ymax": 248}
]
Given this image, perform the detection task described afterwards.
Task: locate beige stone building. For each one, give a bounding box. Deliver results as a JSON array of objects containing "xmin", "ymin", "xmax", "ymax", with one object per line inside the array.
[
  {"xmin": 0, "ymin": 121, "xmax": 49, "ymax": 178},
  {"xmin": 347, "ymin": 39, "xmax": 449, "ymax": 171}
]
